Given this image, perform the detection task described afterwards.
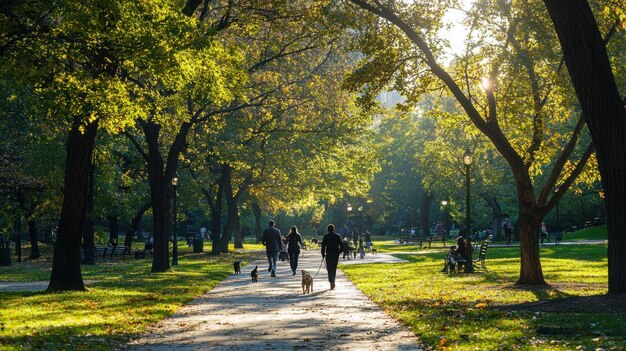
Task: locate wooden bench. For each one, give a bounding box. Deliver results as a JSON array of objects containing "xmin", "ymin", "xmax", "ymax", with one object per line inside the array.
[
  {"xmin": 94, "ymin": 246, "xmax": 108, "ymax": 261},
  {"xmin": 107, "ymin": 245, "xmax": 129, "ymax": 260},
  {"xmin": 472, "ymin": 236, "xmax": 492, "ymax": 271}
]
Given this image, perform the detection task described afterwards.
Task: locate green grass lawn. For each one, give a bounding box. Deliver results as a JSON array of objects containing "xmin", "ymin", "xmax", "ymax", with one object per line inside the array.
[
  {"xmin": 564, "ymin": 225, "xmax": 607, "ymax": 241},
  {"xmin": 341, "ymin": 244, "xmax": 621, "ymax": 351},
  {"xmin": 0, "ymin": 242, "xmax": 262, "ymax": 351}
]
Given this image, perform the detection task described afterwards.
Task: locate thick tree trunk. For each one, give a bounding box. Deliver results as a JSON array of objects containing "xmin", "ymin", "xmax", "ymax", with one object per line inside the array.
[
  {"xmin": 108, "ymin": 215, "xmax": 119, "ymax": 245},
  {"xmin": 420, "ymin": 191, "xmax": 434, "ymax": 237},
  {"xmin": 26, "ymin": 218, "xmax": 40, "ymax": 259},
  {"xmin": 252, "ymin": 202, "xmax": 262, "ymax": 243},
  {"xmin": 543, "ymin": 0, "xmax": 626, "ymax": 293},
  {"xmin": 143, "ymin": 122, "xmax": 171, "ymax": 273},
  {"xmin": 48, "ymin": 118, "xmax": 98, "ymax": 291},
  {"xmin": 515, "ymin": 183, "xmax": 546, "ymax": 285},
  {"xmin": 234, "ymin": 215, "xmax": 243, "ymax": 249},
  {"xmin": 124, "ymin": 202, "xmax": 151, "ymax": 249},
  {"xmin": 83, "ymin": 161, "xmax": 95, "ymax": 265}
]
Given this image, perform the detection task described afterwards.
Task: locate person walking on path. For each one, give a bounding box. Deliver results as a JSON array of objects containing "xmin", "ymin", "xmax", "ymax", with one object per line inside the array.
[
  {"xmin": 262, "ymin": 220, "xmax": 283, "ymax": 277},
  {"xmin": 321, "ymin": 223, "xmax": 343, "ymax": 290},
  {"xmin": 285, "ymin": 225, "xmax": 304, "ymax": 275},
  {"xmin": 434, "ymin": 221, "xmax": 446, "ymax": 245}
]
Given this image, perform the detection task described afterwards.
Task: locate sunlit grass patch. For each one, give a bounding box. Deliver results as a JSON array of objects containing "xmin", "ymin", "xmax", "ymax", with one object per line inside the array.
[
  {"xmin": 0, "ymin": 248, "xmax": 262, "ymax": 351},
  {"xmin": 341, "ymin": 244, "xmax": 622, "ymax": 350}
]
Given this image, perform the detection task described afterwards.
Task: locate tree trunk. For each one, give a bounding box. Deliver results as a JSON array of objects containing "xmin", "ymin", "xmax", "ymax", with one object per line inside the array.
[
  {"xmin": 82, "ymin": 160, "xmax": 95, "ymax": 265},
  {"xmin": 220, "ymin": 164, "xmax": 234, "ymax": 253},
  {"xmin": 234, "ymin": 215, "xmax": 243, "ymax": 249},
  {"xmin": 252, "ymin": 202, "xmax": 262, "ymax": 243},
  {"xmin": 480, "ymin": 193, "xmax": 503, "ymax": 240},
  {"xmin": 515, "ymin": 184, "xmax": 546, "ymax": 285},
  {"xmin": 48, "ymin": 118, "xmax": 98, "ymax": 291},
  {"xmin": 543, "ymin": 0, "xmax": 626, "ymax": 293},
  {"xmin": 143, "ymin": 121, "xmax": 171, "ymax": 273},
  {"xmin": 420, "ymin": 191, "xmax": 434, "ymax": 237},
  {"xmin": 108, "ymin": 215, "xmax": 119, "ymax": 245},
  {"xmin": 124, "ymin": 202, "xmax": 151, "ymax": 249},
  {"xmin": 27, "ymin": 218, "xmax": 40, "ymax": 259}
]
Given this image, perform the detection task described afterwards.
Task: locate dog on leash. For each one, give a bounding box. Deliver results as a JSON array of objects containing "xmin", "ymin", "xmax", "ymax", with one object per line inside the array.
[
  {"xmin": 371, "ymin": 247, "xmax": 377, "ymax": 255},
  {"xmin": 301, "ymin": 270, "xmax": 313, "ymax": 294},
  {"xmin": 251, "ymin": 266, "xmax": 258, "ymax": 283},
  {"xmin": 233, "ymin": 261, "xmax": 241, "ymax": 275}
]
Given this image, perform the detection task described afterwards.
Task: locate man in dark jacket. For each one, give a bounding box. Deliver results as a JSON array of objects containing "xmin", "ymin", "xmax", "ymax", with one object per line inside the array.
[
  {"xmin": 321, "ymin": 223, "xmax": 343, "ymax": 290},
  {"xmin": 261, "ymin": 220, "xmax": 283, "ymax": 277}
]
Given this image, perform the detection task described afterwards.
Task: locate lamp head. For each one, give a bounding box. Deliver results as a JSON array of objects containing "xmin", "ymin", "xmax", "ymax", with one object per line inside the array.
[
  {"xmin": 347, "ymin": 204, "xmax": 353, "ymax": 212},
  {"xmin": 463, "ymin": 147, "xmax": 473, "ymax": 165},
  {"xmin": 171, "ymin": 177, "xmax": 179, "ymax": 186}
]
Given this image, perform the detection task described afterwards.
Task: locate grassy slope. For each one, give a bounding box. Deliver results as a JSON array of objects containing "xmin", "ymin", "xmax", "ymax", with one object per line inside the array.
[
  {"xmin": 341, "ymin": 244, "xmax": 623, "ymax": 351},
  {"xmin": 0, "ymin": 242, "xmax": 261, "ymax": 351}
]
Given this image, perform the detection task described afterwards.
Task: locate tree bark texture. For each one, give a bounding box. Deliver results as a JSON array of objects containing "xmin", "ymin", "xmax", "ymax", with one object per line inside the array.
[
  {"xmin": 252, "ymin": 202, "xmax": 262, "ymax": 243},
  {"xmin": 481, "ymin": 193, "xmax": 503, "ymax": 240},
  {"xmin": 220, "ymin": 164, "xmax": 234, "ymax": 253},
  {"xmin": 143, "ymin": 121, "xmax": 171, "ymax": 273},
  {"xmin": 83, "ymin": 162, "xmax": 95, "ymax": 265},
  {"xmin": 543, "ymin": 0, "xmax": 626, "ymax": 294},
  {"xmin": 124, "ymin": 202, "xmax": 151, "ymax": 249},
  {"xmin": 48, "ymin": 119, "xmax": 98, "ymax": 291},
  {"xmin": 26, "ymin": 218, "xmax": 39, "ymax": 259},
  {"xmin": 515, "ymin": 182, "xmax": 547, "ymax": 285}
]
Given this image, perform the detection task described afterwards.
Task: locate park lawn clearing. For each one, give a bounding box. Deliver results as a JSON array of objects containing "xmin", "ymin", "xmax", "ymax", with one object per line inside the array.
[
  {"xmin": 0, "ymin": 245, "xmax": 261, "ymax": 351},
  {"xmin": 341, "ymin": 244, "xmax": 625, "ymax": 351},
  {"xmin": 564, "ymin": 225, "xmax": 607, "ymax": 241}
]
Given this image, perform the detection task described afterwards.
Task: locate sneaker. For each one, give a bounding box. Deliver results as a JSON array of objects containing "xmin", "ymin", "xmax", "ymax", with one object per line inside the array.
[
  {"xmin": 330, "ymin": 282, "xmax": 335, "ymax": 290},
  {"xmin": 292, "ymin": 271, "xmax": 296, "ymax": 276},
  {"xmin": 271, "ymin": 273, "xmax": 276, "ymax": 277},
  {"xmin": 268, "ymin": 266, "xmax": 272, "ymax": 272}
]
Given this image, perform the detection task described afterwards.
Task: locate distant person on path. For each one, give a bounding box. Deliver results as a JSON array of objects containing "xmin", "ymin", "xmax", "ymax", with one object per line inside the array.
[
  {"xmin": 351, "ymin": 229, "xmax": 359, "ymax": 248},
  {"xmin": 503, "ymin": 214, "xmax": 513, "ymax": 245},
  {"xmin": 364, "ymin": 231, "xmax": 372, "ymax": 248},
  {"xmin": 321, "ymin": 224, "xmax": 343, "ymax": 290},
  {"xmin": 262, "ymin": 220, "xmax": 283, "ymax": 277},
  {"xmin": 286, "ymin": 225, "xmax": 305, "ymax": 276},
  {"xmin": 434, "ymin": 221, "xmax": 446, "ymax": 245}
]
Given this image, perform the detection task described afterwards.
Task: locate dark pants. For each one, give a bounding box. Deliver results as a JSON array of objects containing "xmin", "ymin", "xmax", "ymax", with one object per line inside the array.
[
  {"xmin": 266, "ymin": 251, "xmax": 279, "ymax": 274},
  {"xmin": 326, "ymin": 254, "xmax": 340, "ymax": 283},
  {"xmin": 288, "ymin": 250, "xmax": 300, "ymax": 273}
]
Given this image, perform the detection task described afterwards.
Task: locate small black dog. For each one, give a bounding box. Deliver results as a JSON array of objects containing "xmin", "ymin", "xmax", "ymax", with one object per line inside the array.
[
  {"xmin": 233, "ymin": 261, "xmax": 241, "ymax": 275},
  {"xmin": 251, "ymin": 265, "xmax": 258, "ymax": 283}
]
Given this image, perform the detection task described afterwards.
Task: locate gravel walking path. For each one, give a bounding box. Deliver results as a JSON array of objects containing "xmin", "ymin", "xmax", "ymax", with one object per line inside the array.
[{"xmin": 124, "ymin": 252, "xmax": 423, "ymax": 351}]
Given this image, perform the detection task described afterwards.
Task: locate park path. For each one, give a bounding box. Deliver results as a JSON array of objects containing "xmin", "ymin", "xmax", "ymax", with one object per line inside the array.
[{"xmin": 123, "ymin": 252, "xmax": 423, "ymax": 351}]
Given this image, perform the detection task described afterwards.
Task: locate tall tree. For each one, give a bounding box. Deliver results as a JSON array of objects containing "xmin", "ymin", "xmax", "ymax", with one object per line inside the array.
[
  {"xmin": 346, "ymin": 0, "xmax": 599, "ymax": 284},
  {"xmin": 542, "ymin": 0, "xmax": 626, "ymax": 293}
]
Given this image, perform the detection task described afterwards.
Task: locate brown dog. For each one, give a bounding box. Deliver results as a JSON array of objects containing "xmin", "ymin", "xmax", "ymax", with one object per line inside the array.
[
  {"xmin": 301, "ymin": 270, "xmax": 313, "ymax": 294},
  {"xmin": 371, "ymin": 247, "xmax": 377, "ymax": 255}
]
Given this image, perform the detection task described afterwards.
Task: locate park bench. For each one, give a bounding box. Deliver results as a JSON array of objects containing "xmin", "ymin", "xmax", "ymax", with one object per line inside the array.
[
  {"xmin": 107, "ymin": 245, "xmax": 129, "ymax": 260},
  {"xmin": 94, "ymin": 246, "xmax": 108, "ymax": 261},
  {"xmin": 472, "ymin": 236, "xmax": 492, "ymax": 271}
]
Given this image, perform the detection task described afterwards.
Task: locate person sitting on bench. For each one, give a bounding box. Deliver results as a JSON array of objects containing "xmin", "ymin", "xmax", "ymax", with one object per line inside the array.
[{"xmin": 441, "ymin": 236, "xmax": 468, "ymax": 273}]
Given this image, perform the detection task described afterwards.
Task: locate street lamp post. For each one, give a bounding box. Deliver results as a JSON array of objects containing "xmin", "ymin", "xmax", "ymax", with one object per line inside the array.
[
  {"xmin": 463, "ymin": 148, "xmax": 474, "ymax": 273},
  {"xmin": 347, "ymin": 203, "xmax": 353, "ymax": 232},
  {"xmin": 171, "ymin": 176, "xmax": 179, "ymax": 266},
  {"xmin": 555, "ymin": 186, "xmax": 560, "ymax": 231}
]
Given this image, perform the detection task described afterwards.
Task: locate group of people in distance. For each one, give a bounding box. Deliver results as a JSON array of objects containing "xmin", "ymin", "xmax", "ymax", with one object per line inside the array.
[{"xmin": 261, "ymin": 220, "xmax": 343, "ymax": 290}]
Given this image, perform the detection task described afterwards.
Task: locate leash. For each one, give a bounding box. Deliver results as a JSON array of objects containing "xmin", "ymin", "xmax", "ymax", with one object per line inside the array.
[{"xmin": 312, "ymin": 256, "xmax": 326, "ymax": 278}]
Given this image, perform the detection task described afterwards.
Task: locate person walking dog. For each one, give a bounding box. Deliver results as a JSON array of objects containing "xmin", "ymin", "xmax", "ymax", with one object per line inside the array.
[
  {"xmin": 262, "ymin": 220, "xmax": 283, "ymax": 277},
  {"xmin": 321, "ymin": 224, "xmax": 343, "ymax": 290}
]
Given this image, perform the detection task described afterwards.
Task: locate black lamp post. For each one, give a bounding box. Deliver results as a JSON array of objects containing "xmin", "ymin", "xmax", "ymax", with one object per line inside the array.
[
  {"xmin": 555, "ymin": 186, "xmax": 560, "ymax": 231},
  {"xmin": 171, "ymin": 176, "xmax": 179, "ymax": 266},
  {"xmin": 463, "ymin": 147, "xmax": 474, "ymax": 273},
  {"xmin": 347, "ymin": 203, "xmax": 353, "ymax": 230}
]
